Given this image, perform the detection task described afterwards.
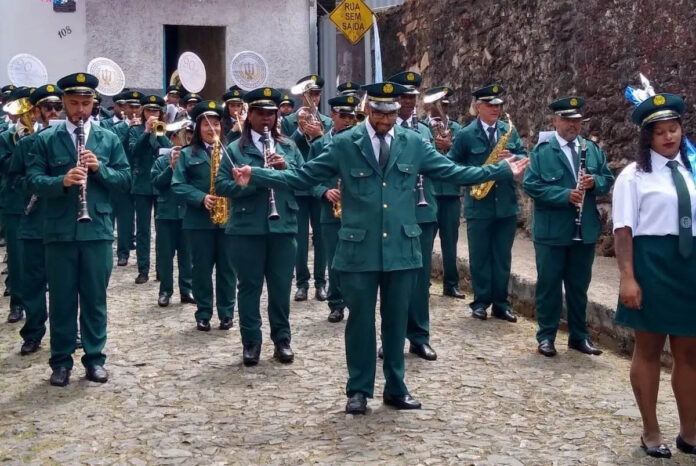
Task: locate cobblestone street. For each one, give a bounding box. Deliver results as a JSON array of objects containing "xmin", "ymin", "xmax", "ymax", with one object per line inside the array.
[{"xmin": 0, "ymin": 245, "xmax": 690, "ymax": 465}]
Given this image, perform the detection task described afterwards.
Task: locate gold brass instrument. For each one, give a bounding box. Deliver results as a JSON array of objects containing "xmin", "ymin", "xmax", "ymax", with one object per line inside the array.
[
  {"xmin": 152, "ymin": 120, "xmax": 167, "ymax": 137},
  {"xmin": 572, "ymin": 138, "xmax": 588, "ymax": 242},
  {"xmin": 209, "ymin": 137, "xmax": 230, "ymax": 225},
  {"xmin": 5, "ymin": 97, "xmax": 36, "ymax": 144},
  {"xmin": 262, "ymin": 125, "xmax": 281, "ymax": 220},
  {"xmin": 469, "ymin": 113, "xmax": 515, "ymax": 200},
  {"xmin": 76, "ymin": 119, "xmax": 92, "ymax": 223},
  {"xmin": 423, "ymin": 89, "xmax": 452, "ymax": 144},
  {"xmin": 332, "ymin": 178, "xmax": 342, "ymax": 218},
  {"xmin": 291, "ymin": 79, "xmax": 324, "ymax": 143},
  {"xmin": 355, "ymin": 93, "xmax": 368, "ymax": 122}
]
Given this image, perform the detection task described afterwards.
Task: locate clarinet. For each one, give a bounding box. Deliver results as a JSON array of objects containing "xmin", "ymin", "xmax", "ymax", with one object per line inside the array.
[
  {"xmin": 409, "ymin": 108, "xmax": 429, "ymax": 208},
  {"xmin": 572, "ymin": 138, "xmax": 587, "ymax": 242},
  {"xmin": 76, "ymin": 118, "xmax": 92, "ymax": 223},
  {"xmin": 24, "ymin": 195, "xmax": 38, "ymax": 215},
  {"xmin": 262, "ymin": 125, "xmax": 280, "ymax": 220}
]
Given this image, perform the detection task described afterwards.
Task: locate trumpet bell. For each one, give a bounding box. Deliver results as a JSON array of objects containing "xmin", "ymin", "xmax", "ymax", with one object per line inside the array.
[
  {"xmin": 2, "ymin": 97, "xmax": 33, "ymax": 117},
  {"xmin": 423, "ymin": 90, "xmax": 448, "ymax": 105},
  {"xmin": 291, "ymin": 79, "xmax": 316, "ymax": 95},
  {"xmin": 153, "ymin": 121, "xmax": 167, "ymax": 137}
]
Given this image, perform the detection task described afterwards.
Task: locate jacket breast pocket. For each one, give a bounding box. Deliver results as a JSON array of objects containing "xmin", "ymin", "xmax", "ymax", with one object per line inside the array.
[
  {"xmin": 48, "ymin": 157, "xmax": 72, "ymax": 176},
  {"xmin": 188, "ymin": 160, "xmax": 209, "ymax": 185},
  {"xmin": 469, "ymin": 145, "xmax": 489, "ymax": 163},
  {"xmin": 349, "ymin": 168, "xmax": 376, "ymax": 197},
  {"xmin": 337, "ymin": 227, "xmax": 366, "ymax": 265},
  {"xmin": 540, "ymin": 169, "xmax": 564, "ymax": 185},
  {"xmin": 395, "ymin": 163, "xmax": 417, "ymax": 190}
]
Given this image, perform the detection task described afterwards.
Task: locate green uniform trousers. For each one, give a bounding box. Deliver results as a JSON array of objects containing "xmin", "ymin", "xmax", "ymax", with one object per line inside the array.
[
  {"xmin": 407, "ymin": 222, "xmax": 436, "ymax": 345},
  {"xmin": 134, "ymin": 194, "xmax": 155, "ymax": 275},
  {"xmin": 19, "ymin": 239, "xmax": 47, "ymax": 343},
  {"xmin": 295, "ymin": 196, "xmax": 326, "ymax": 289},
  {"xmin": 534, "ymin": 242, "xmax": 594, "ymax": 343},
  {"xmin": 113, "ymin": 191, "xmax": 135, "ymax": 260},
  {"xmin": 434, "ymin": 196, "xmax": 461, "ymax": 289},
  {"xmin": 186, "ymin": 229, "xmax": 236, "ymax": 322},
  {"xmin": 466, "ymin": 215, "xmax": 517, "ymax": 312},
  {"xmin": 155, "ymin": 219, "xmax": 192, "ymax": 297},
  {"xmin": 321, "ymin": 223, "xmax": 344, "ymax": 311},
  {"xmin": 2, "ymin": 214, "xmax": 23, "ymax": 308},
  {"xmin": 229, "ymin": 234, "xmax": 295, "ymax": 345},
  {"xmin": 341, "ymin": 269, "xmax": 418, "ymax": 398},
  {"xmin": 45, "ymin": 240, "xmax": 112, "ymax": 370}
]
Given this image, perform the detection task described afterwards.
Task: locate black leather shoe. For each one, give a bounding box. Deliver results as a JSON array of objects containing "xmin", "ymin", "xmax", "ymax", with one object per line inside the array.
[
  {"xmin": 641, "ymin": 437, "xmax": 672, "ymax": 458},
  {"xmin": 273, "ymin": 340, "xmax": 294, "ymax": 363},
  {"xmin": 294, "ymin": 288, "xmax": 308, "ymax": 301},
  {"xmin": 345, "ymin": 393, "xmax": 368, "ymax": 414},
  {"xmin": 377, "ymin": 346, "xmax": 383, "ymax": 359},
  {"xmin": 49, "ymin": 367, "xmax": 71, "ymax": 387},
  {"xmin": 117, "ymin": 257, "xmax": 128, "ymax": 266},
  {"xmin": 409, "ymin": 343, "xmax": 437, "ymax": 361},
  {"xmin": 219, "ymin": 317, "xmax": 233, "ymax": 330},
  {"xmin": 676, "ymin": 434, "xmax": 696, "ymax": 454},
  {"xmin": 134, "ymin": 273, "xmax": 149, "ymax": 284},
  {"xmin": 492, "ymin": 308, "xmax": 518, "ymax": 323},
  {"xmin": 538, "ymin": 339, "xmax": 557, "ymax": 357},
  {"xmin": 86, "ymin": 365, "xmax": 108, "ymax": 383},
  {"xmin": 471, "ymin": 306, "xmax": 488, "ymax": 320},
  {"xmin": 568, "ymin": 339, "xmax": 602, "ymax": 355},
  {"xmin": 181, "ymin": 293, "xmax": 196, "ymax": 304},
  {"xmin": 383, "ymin": 393, "xmax": 421, "ymax": 410},
  {"xmin": 328, "ymin": 308, "xmax": 345, "ymax": 323},
  {"xmin": 20, "ymin": 339, "xmax": 40, "ymax": 355},
  {"xmin": 7, "ymin": 305, "xmax": 24, "ymax": 323},
  {"xmin": 3, "ymin": 288, "xmax": 9, "ymax": 297},
  {"xmin": 157, "ymin": 292, "xmax": 170, "ymax": 307},
  {"xmin": 443, "ymin": 287, "xmax": 466, "ymax": 299},
  {"xmin": 242, "ymin": 343, "xmax": 261, "ymax": 366},
  {"xmin": 196, "ymin": 320, "xmax": 211, "ymax": 332},
  {"xmin": 1, "ymin": 267, "xmax": 7, "ymax": 275},
  {"xmin": 315, "ymin": 286, "xmax": 328, "ymax": 301}
]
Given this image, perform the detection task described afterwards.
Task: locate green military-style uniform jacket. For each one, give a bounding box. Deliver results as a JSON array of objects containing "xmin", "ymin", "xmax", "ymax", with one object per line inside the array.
[
  {"xmin": 216, "ymin": 137, "xmax": 303, "ymax": 235},
  {"xmin": 0, "ymin": 129, "xmax": 19, "ymax": 211},
  {"xmin": 308, "ymin": 130, "xmax": 341, "ymax": 225},
  {"xmin": 27, "ymin": 122, "xmax": 132, "ymax": 242},
  {"xmin": 450, "ymin": 119, "xmax": 527, "ymax": 218},
  {"xmin": 281, "ymin": 110, "xmax": 334, "ymax": 196},
  {"xmin": 424, "ymin": 118, "xmax": 464, "ymax": 197},
  {"xmin": 151, "ymin": 153, "xmax": 185, "ymax": 220},
  {"xmin": 522, "ymin": 135, "xmax": 615, "ymax": 245},
  {"xmin": 171, "ymin": 144, "xmax": 225, "ymax": 230},
  {"xmin": 128, "ymin": 124, "xmax": 172, "ymax": 195},
  {"xmin": 407, "ymin": 122, "xmax": 438, "ymax": 225},
  {"xmin": 249, "ymin": 123, "xmax": 514, "ymax": 273},
  {"xmin": 9, "ymin": 130, "xmax": 44, "ymax": 238}
]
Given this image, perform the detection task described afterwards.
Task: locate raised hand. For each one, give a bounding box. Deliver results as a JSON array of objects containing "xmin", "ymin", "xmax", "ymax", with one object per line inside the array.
[
  {"xmin": 504, "ymin": 156, "xmax": 529, "ymax": 178},
  {"xmin": 232, "ymin": 165, "xmax": 252, "ymax": 186}
]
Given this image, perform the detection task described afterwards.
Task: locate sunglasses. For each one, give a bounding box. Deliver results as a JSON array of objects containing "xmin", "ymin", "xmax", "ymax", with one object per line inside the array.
[{"xmin": 41, "ymin": 103, "xmax": 63, "ymax": 112}]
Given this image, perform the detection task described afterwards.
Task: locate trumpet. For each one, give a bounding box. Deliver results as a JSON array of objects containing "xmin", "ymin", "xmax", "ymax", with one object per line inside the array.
[
  {"xmin": 76, "ymin": 118, "xmax": 92, "ymax": 223},
  {"xmin": 291, "ymin": 79, "xmax": 324, "ymax": 143},
  {"xmin": 152, "ymin": 120, "xmax": 167, "ymax": 137},
  {"xmin": 355, "ymin": 93, "xmax": 368, "ymax": 122},
  {"xmin": 423, "ymin": 89, "xmax": 452, "ymax": 142}
]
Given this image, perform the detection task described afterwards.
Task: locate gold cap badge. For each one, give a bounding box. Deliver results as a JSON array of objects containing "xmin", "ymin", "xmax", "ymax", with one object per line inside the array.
[
  {"xmin": 47, "ymin": 85, "xmax": 54, "ymax": 92},
  {"xmin": 346, "ymin": 82, "xmax": 352, "ymax": 88},
  {"xmin": 150, "ymin": 96, "xmax": 156, "ymax": 102},
  {"xmin": 383, "ymin": 83, "xmax": 394, "ymax": 94},
  {"xmin": 133, "ymin": 92, "xmax": 139, "ymax": 97},
  {"xmin": 208, "ymin": 101, "xmax": 216, "ymax": 109},
  {"xmin": 347, "ymin": 96, "xmax": 355, "ymax": 103},
  {"xmin": 263, "ymin": 88, "xmax": 272, "ymax": 97},
  {"xmin": 407, "ymin": 73, "xmax": 415, "ymax": 81},
  {"xmin": 492, "ymin": 86, "xmax": 499, "ymax": 94},
  {"xmin": 570, "ymin": 98, "xmax": 578, "ymax": 107},
  {"xmin": 233, "ymin": 90, "xmax": 239, "ymax": 96},
  {"xmin": 77, "ymin": 74, "xmax": 86, "ymax": 83},
  {"xmin": 311, "ymin": 75, "xmax": 317, "ymax": 82},
  {"xmin": 653, "ymin": 95, "xmax": 666, "ymax": 106}
]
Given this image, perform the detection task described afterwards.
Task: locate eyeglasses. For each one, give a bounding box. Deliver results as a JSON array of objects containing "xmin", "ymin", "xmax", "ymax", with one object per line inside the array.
[
  {"xmin": 371, "ymin": 111, "xmax": 397, "ymax": 120},
  {"xmin": 41, "ymin": 103, "xmax": 63, "ymax": 112},
  {"xmin": 338, "ymin": 114, "xmax": 356, "ymax": 120}
]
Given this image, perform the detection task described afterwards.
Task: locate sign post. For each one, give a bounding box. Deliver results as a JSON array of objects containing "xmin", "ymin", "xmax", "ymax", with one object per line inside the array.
[{"xmin": 329, "ymin": 0, "xmax": 374, "ymax": 46}]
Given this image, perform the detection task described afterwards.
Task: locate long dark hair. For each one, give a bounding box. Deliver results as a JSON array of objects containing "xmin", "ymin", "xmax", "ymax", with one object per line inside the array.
[
  {"xmin": 191, "ymin": 116, "xmax": 226, "ymax": 149},
  {"xmin": 237, "ymin": 108, "xmax": 287, "ymax": 151},
  {"xmin": 637, "ymin": 118, "xmax": 691, "ymax": 173}
]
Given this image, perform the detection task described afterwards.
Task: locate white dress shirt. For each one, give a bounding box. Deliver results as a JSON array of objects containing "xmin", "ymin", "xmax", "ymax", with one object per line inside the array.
[
  {"xmin": 365, "ymin": 121, "xmax": 394, "ymax": 163},
  {"xmin": 64, "ymin": 118, "xmax": 92, "ymax": 149},
  {"xmin": 554, "ymin": 131, "xmax": 579, "ymax": 180},
  {"xmin": 612, "ymin": 150, "xmax": 696, "ymax": 236},
  {"xmin": 252, "ymin": 129, "xmax": 274, "ymax": 156}
]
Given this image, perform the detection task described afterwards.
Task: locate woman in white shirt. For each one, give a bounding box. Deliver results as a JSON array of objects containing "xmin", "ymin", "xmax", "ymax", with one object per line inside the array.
[{"xmin": 613, "ymin": 93, "xmax": 696, "ymax": 459}]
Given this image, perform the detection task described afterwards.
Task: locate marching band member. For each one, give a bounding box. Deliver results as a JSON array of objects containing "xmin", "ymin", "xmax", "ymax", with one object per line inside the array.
[
  {"xmin": 164, "ymin": 84, "xmax": 184, "ymax": 123},
  {"xmin": 231, "ymin": 82, "xmax": 529, "ymax": 414},
  {"xmin": 171, "ymin": 101, "xmax": 236, "ymax": 332},
  {"xmin": 222, "ymin": 85, "xmax": 246, "ymax": 139},
  {"xmin": 27, "ymin": 72, "xmax": 131, "ymax": 386},
  {"xmin": 278, "ymin": 94, "xmax": 294, "ymax": 119},
  {"xmin": 11, "ymin": 84, "xmax": 63, "ymax": 354},
  {"xmin": 613, "ymin": 94, "xmax": 696, "ymax": 458},
  {"xmin": 216, "ymin": 87, "xmax": 302, "ymax": 365},
  {"xmin": 151, "ymin": 145, "xmax": 194, "ymax": 307},
  {"xmin": 182, "ymin": 93, "xmax": 202, "ymax": 117},
  {"xmin": 281, "ymin": 75, "xmax": 332, "ymax": 303},
  {"xmin": 128, "ymin": 94, "xmax": 171, "ymax": 284},
  {"xmin": 523, "ymin": 97, "xmax": 614, "ymax": 357},
  {"xmin": 307, "ymin": 94, "xmax": 358, "ymax": 323},
  {"xmin": 450, "ymin": 84, "xmax": 527, "ymax": 322}
]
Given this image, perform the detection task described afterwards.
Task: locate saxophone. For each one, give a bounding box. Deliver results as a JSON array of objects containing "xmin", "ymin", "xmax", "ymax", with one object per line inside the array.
[
  {"xmin": 469, "ymin": 113, "xmax": 515, "ymax": 200},
  {"xmin": 209, "ymin": 138, "xmax": 229, "ymax": 225}
]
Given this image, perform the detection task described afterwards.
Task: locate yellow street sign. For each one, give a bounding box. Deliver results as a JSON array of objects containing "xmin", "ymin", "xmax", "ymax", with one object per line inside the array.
[{"xmin": 329, "ymin": 0, "xmax": 374, "ymax": 46}]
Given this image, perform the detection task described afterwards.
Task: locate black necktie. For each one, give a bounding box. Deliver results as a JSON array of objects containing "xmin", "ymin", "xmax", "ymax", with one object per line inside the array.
[
  {"xmin": 377, "ymin": 134, "xmax": 389, "ymax": 169},
  {"xmin": 567, "ymin": 139, "xmax": 579, "ymax": 174},
  {"xmin": 401, "ymin": 119, "xmax": 409, "ymax": 129},
  {"xmin": 487, "ymin": 126, "xmax": 496, "ymax": 148},
  {"xmin": 666, "ymin": 160, "xmax": 693, "ymax": 259}
]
